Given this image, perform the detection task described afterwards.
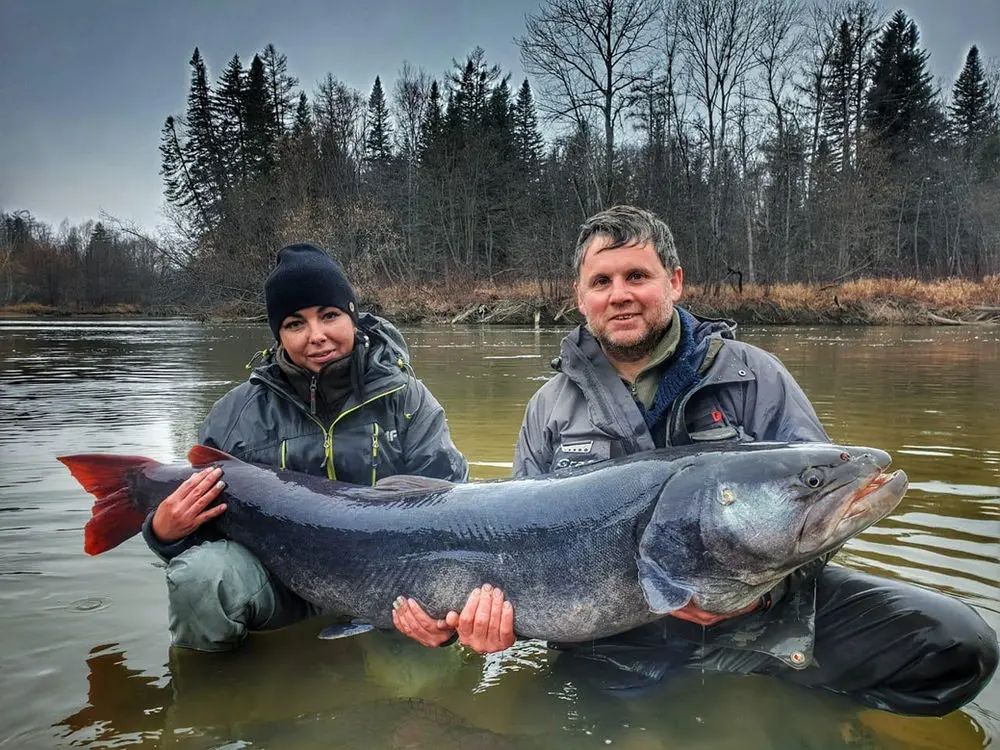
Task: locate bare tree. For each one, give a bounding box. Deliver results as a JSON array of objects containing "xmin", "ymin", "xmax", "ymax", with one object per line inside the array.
[
  {"xmin": 314, "ymin": 75, "xmax": 365, "ymax": 161},
  {"xmin": 756, "ymin": 0, "xmax": 807, "ymax": 280},
  {"xmin": 392, "ymin": 63, "xmax": 430, "ymax": 256},
  {"xmin": 393, "ymin": 62, "xmax": 430, "ymax": 163},
  {"xmin": 671, "ymin": 0, "xmax": 770, "ymax": 278},
  {"xmin": 518, "ymin": 0, "xmax": 659, "ymax": 208}
]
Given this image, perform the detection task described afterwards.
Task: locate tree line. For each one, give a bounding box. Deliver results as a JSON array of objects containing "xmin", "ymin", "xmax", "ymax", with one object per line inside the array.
[{"xmin": 3, "ymin": 0, "xmax": 999, "ymax": 311}]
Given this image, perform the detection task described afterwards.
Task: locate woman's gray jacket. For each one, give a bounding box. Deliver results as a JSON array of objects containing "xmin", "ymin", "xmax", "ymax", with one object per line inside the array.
[{"xmin": 143, "ymin": 313, "xmax": 466, "ymax": 560}]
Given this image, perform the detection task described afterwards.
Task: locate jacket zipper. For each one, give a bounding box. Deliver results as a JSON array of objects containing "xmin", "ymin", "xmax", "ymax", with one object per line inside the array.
[
  {"xmin": 371, "ymin": 422, "xmax": 380, "ymax": 486},
  {"xmin": 250, "ymin": 363, "xmax": 405, "ymax": 483},
  {"xmin": 320, "ymin": 385, "xmax": 405, "ymax": 482}
]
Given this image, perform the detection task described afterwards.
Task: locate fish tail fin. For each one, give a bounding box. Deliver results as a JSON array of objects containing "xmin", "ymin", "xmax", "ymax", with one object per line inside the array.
[{"xmin": 57, "ymin": 454, "xmax": 161, "ymax": 556}]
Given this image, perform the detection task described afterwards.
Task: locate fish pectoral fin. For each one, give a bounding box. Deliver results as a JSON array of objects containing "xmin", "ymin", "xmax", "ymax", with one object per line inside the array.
[
  {"xmin": 188, "ymin": 445, "xmax": 240, "ymax": 467},
  {"xmin": 317, "ymin": 621, "xmax": 376, "ymax": 640},
  {"xmin": 637, "ymin": 559, "xmax": 692, "ymax": 614}
]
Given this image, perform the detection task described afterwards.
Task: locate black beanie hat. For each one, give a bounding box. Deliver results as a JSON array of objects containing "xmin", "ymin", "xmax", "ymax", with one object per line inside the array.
[{"xmin": 265, "ymin": 243, "xmax": 358, "ymax": 340}]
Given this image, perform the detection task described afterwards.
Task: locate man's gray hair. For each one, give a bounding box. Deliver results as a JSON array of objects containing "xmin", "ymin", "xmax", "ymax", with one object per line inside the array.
[{"xmin": 572, "ymin": 205, "xmax": 680, "ymax": 278}]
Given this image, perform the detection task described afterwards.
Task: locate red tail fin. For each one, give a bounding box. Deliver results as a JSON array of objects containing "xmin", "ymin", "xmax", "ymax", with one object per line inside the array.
[{"xmin": 58, "ymin": 454, "xmax": 161, "ymax": 556}]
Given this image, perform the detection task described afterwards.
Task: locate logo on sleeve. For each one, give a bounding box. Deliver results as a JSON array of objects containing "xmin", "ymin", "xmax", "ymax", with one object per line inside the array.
[{"xmin": 558, "ymin": 440, "xmax": 594, "ymax": 455}]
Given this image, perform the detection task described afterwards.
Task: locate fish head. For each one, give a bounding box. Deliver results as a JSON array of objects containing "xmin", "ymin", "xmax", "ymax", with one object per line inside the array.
[{"xmin": 637, "ymin": 443, "xmax": 908, "ymax": 614}]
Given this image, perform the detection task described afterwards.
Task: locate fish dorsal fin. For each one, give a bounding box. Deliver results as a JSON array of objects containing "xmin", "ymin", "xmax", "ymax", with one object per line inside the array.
[
  {"xmin": 373, "ymin": 475, "xmax": 456, "ymax": 494},
  {"xmin": 188, "ymin": 445, "xmax": 240, "ymax": 467},
  {"xmin": 637, "ymin": 558, "xmax": 693, "ymax": 614}
]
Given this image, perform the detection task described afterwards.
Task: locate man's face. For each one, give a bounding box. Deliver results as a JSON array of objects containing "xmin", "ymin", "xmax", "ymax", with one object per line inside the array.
[{"xmin": 575, "ymin": 238, "xmax": 683, "ymax": 364}]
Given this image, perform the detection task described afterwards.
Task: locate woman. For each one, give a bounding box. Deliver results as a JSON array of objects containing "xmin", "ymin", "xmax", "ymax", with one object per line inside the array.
[{"xmin": 141, "ymin": 242, "xmax": 475, "ymax": 652}]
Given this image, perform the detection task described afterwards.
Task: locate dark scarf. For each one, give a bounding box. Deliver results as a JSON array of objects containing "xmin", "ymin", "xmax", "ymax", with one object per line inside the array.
[{"xmin": 635, "ymin": 307, "xmax": 706, "ymax": 446}]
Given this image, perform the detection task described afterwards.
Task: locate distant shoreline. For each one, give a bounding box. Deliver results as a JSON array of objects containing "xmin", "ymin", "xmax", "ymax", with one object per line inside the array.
[{"xmin": 4, "ymin": 277, "xmax": 999, "ymax": 327}]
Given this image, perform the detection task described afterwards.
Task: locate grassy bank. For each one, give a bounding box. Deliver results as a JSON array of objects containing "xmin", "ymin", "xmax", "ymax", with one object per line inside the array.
[
  {"xmin": 365, "ymin": 275, "xmax": 1000, "ymax": 326},
  {"xmin": 5, "ymin": 276, "xmax": 1000, "ymax": 326}
]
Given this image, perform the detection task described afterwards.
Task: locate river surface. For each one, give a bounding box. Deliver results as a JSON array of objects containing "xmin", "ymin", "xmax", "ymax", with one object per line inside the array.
[{"xmin": 0, "ymin": 318, "xmax": 997, "ymax": 750}]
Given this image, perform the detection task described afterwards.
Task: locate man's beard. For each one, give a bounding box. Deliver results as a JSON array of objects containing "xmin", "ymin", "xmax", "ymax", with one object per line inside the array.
[{"xmin": 595, "ymin": 319, "xmax": 669, "ymax": 363}]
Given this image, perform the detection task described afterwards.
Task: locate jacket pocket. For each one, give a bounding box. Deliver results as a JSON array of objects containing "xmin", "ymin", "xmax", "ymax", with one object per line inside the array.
[
  {"xmin": 685, "ymin": 395, "xmax": 741, "ymax": 443},
  {"xmin": 689, "ymin": 425, "xmax": 739, "ymax": 442}
]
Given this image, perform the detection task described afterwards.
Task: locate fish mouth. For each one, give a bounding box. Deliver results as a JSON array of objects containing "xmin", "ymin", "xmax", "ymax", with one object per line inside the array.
[
  {"xmin": 799, "ymin": 466, "xmax": 907, "ymax": 556},
  {"xmin": 836, "ymin": 469, "xmax": 907, "ymax": 527}
]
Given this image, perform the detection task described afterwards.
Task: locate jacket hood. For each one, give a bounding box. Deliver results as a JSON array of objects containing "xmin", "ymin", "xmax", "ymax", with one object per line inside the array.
[
  {"xmin": 685, "ymin": 308, "xmax": 737, "ymax": 344},
  {"xmin": 357, "ymin": 311, "xmax": 410, "ymax": 365}
]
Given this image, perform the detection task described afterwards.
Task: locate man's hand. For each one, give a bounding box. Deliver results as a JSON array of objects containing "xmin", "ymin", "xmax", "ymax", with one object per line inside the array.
[
  {"xmin": 392, "ymin": 583, "xmax": 516, "ymax": 653},
  {"xmin": 669, "ymin": 599, "xmax": 760, "ymax": 627},
  {"xmin": 151, "ymin": 467, "xmax": 227, "ymax": 543},
  {"xmin": 450, "ymin": 584, "xmax": 516, "ymax": 654}
]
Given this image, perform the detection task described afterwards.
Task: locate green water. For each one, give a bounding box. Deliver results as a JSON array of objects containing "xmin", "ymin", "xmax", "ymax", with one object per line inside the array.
[{"xmin": 0, "ymin": 319, "xmax": 996, "ymax": 749}]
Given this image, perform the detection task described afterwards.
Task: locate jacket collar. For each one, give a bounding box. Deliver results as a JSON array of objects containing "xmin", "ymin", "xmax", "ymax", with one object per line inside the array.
[{"xmin": 249, "ymin": 314, "xmax": 410, "ymax": 412}]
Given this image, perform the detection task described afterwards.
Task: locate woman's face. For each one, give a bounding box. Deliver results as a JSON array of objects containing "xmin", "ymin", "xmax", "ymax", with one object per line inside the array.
[{"xmin": 278, "ymin": 305, "xmax": 355, "ymax": 373}]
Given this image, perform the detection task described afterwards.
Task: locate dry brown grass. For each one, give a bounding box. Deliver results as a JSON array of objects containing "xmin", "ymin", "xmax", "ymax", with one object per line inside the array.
[
  {"xmin": 5, "ymin": 276, "xmax": 999, "ymax": 326},
  {"xmin": 0, "ymin": 302, "xmax": 151, "ymax": 317},
  {"xmin": 0, "ymin": 302, "xmax": 60, "ymax": 316},
  {"xmin": 685, "ymin": 276, "xmax": 1000, "ymax": 309},
  {"xmin": 369, "ymin": 275, "xmax": 1000, "ymax": 326}
]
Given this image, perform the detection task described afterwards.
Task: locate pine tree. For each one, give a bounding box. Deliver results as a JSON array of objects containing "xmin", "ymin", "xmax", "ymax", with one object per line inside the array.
[
  {"xmin": 447, "ymin": 48, "xmax": 502, "ymax": 142},
  {"xmin": 159, "ymin": 48, "xmax": 226, "ymax": 230},
  {"xmin": 260, "ymin": 43, "xmax": 298, "ymax": 134},
  {"xmin": 864, "ymin": 10, "xmax": 941, "ymax": 164},
  {"xmin": 159, "ymin": 116, "xmax": 203, "ymax": 219},
  {"xmin": 816, "ymin": 5, "xmax": 879, "ymax": 175},
  {"xmin": 185, "ymin": 48, "xmax": 224, "ymax": 197},
  {"xmin": 512, "ymin": 79, "xmax": 544, "ymax": 173},
  {"xmin": 84, "ymin": 222, "xmax": 114, "ymax": 307},
  {"xmin": 214, "ymin": 54, "xmax": 248, "ymax": 182},
  {"xmin": 949, "ymin": 45, "xmax": 999, "ymax": 162},
  {"xmin": 485, "ymin": 77, "xmax": 514, "ymax": 159},
  {"xmin": 823, "ymin": 20, "xmax": 855, "ymax": 173},
  {"xmin": 292, "ymin": 91, "xmax": 312, "ymax": 141},
  {"xmin": 418, "ymin": 80, "xmax": 444, "ymax": 162},
  {"xmin": 245, "ymin": 54, "xmax": 277, "ymax": 177},
  {"xmin": 365, "ymin": 76, "xmax": 393, "ymax": 163}
]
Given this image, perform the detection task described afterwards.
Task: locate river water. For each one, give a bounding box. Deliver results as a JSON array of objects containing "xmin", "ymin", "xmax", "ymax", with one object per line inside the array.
[{"xmin": 0, "ymin": 318, "xmax": 997, "ymax": 749}]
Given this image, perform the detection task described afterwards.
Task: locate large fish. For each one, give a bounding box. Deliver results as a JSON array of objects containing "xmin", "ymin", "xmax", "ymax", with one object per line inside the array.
[{"xmin": 58, "ymin": 442, "xmax": 907, "ymax": 642}]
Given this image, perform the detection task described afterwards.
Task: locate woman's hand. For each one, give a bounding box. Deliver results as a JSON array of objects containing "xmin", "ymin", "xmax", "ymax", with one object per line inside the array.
[
  {"xmin": 392, "ymin": 596, "xmax": 457, "ymax": 647},
  {"xmin": 150, "ymin": 467, "xmax": 227, "ymax": 543}
]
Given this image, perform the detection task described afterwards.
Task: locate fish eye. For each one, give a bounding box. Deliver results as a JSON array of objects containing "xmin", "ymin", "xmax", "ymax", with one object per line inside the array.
[{"xmin": 802, "ymin": 470, "xmax": 823, "ymax": 489}]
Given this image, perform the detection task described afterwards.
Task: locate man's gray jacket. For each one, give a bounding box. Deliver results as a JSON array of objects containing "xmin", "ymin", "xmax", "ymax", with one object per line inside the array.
[
  {"xmin": 514, "ymin": 311, "xmax": 828, "ymax": 476},
  {"xmin": 512, "ymin": 309, "xmax": 832, "ymax": 669}
]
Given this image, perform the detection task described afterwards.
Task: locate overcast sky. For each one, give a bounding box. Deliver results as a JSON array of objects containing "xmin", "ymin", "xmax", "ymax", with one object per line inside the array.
[{"xmin": 1, "ymin": 0, "xmax": 997, "ymax": 234}]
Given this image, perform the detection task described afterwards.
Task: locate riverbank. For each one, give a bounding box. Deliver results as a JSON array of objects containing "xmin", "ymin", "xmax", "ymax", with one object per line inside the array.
[
  {"xmin": 4, "ymin": 276, "xmax": 1000, "ymax": 326},
  {"xmin": 362, "ymin": 276, "xmax": 1000, "ymax": 326}
]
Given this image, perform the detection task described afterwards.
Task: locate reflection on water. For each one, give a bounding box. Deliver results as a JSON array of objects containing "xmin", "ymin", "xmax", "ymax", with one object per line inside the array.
[{"xmin": 1, "ymin": 319, "xmax": 997, "ymax": 749}]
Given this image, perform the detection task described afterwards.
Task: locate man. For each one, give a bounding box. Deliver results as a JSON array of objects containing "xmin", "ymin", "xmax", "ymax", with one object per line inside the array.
[{"xmin": 504, "ymin": 205, "xmax": 996, "ymax": 715}]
